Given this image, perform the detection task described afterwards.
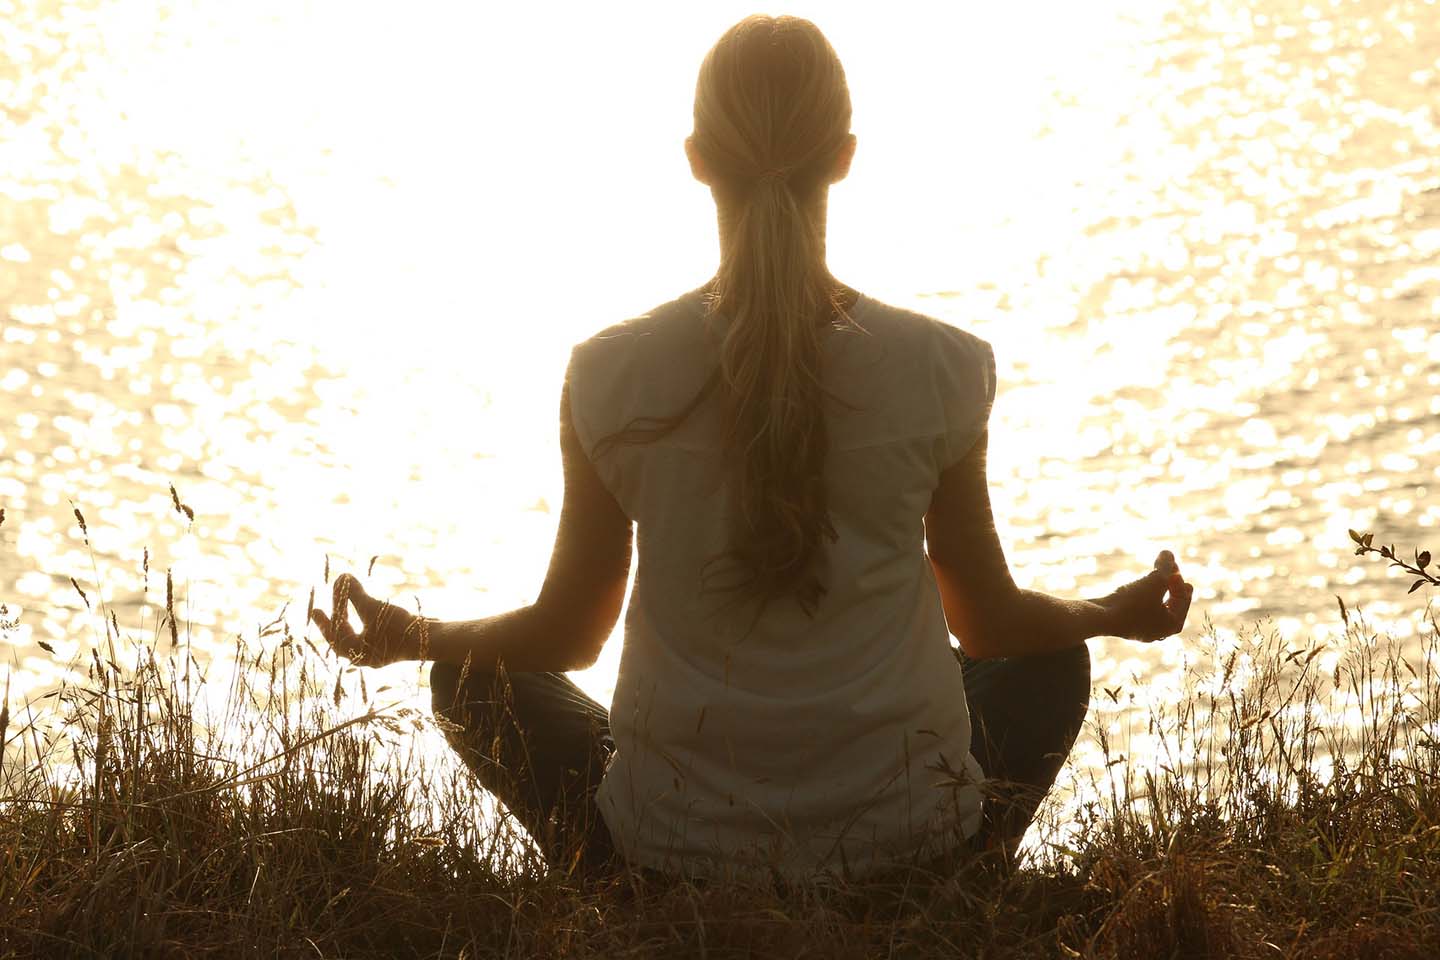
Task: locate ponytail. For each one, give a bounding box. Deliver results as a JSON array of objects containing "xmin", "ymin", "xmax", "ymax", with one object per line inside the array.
[
  {"xmin": 692, "ymin": 16, "xmax": 857, "ymax": 618},
  {"xmin": 596, "ymin": 15, "xmax": 856, "ymax": 620},
  {"xmin": 702, "ymin": 167, "xmax": 842, "ymax": 616}
]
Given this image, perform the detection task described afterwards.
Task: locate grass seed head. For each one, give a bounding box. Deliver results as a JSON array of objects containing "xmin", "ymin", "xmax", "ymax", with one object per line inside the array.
[{"xmin": 166, "ymin": 570, "xmax": 179, "ymax": 649}]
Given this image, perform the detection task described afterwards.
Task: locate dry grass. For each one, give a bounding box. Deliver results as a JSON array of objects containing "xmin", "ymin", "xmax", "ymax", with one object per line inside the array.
[{"xmin": 2, "ymin": 546, "xmax": 1438, "ymax": 958}]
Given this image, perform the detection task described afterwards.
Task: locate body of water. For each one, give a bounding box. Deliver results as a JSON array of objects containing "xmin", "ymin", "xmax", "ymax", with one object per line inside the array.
[{"xmin": 1, "ymin": 0, "xmax": 1437, "ymax": 737}]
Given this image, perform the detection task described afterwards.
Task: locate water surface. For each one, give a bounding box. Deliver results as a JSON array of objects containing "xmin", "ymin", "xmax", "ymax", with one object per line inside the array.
[{"xmin": 1, "ymin": 0, "xmax": 1437, "ymax": 737}]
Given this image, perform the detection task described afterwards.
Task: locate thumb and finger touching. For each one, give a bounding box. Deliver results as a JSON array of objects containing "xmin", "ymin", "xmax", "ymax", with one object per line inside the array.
[
  {"xmin": 310, "ymin": 573, "xmax": 417, "ymax": 666},
  {"xmin": 1152, "ymin": 549, "xmax": 1194, "ymax": 635},
  {"xmin": 311, "ymin": 574, "xmax": 379, "ymax": 662},
  {"xmin": 310, "ymin": 607, "xmax": 359, "ymax": 659},
  {"xmin": 1166, "ymin": 582, "xmax": 1194, "ymax": 629},
  {"xmin": 332, "ymin": 573, "xmax": 381, "ymax": 624},
  {"xmin": 312, "ymin": 553, "xmax": 1197, "ymax": 659},
  {"xmin": 1111, "ymin": 551, "xmax": 1193, "ymax": 641}
]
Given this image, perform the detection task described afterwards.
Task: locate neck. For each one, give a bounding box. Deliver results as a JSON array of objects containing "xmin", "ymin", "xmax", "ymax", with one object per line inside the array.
[
  {"xmin": 709, "ymin": 188, "xmax": 855, "ymax": 307},
  {"xmin": 714, "ymin": 189, "xmax": 828, "ymax": 257}
]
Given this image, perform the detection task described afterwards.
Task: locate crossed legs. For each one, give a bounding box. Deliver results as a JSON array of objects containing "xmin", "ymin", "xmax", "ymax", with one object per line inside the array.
[
  {"xmin": 429, "ymin": 661, "xmax": 617, "ymax": 875},
  {"xmin": 958, "ymin": 641, "xmax": 1093, "ymax": 861},
  {"xmin": 429, "ymin": 641, "xmax": 1091, "ymax": 876}
]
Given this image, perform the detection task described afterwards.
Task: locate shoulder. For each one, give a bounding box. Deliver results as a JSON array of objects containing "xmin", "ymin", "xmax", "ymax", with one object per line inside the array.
[
  {"xmin": 850, "ymin": 298, "xmax": 998, "ymax": 458},
  {"xmin": 853, "ymin": 294, "xmax": 995, "ymax": 372},
  {"xmin": 564, "ymin": 288, "xmax": 712, "ymax": 443},
  {"xmin": 570, "ymin": 287, "xmax": 708, "ymax": 365}
]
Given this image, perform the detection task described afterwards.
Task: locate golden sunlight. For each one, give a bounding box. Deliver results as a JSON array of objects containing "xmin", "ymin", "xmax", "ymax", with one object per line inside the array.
[{"xmin": 1, "ymin": 0, "xmax": 1437, "ymax": 805}]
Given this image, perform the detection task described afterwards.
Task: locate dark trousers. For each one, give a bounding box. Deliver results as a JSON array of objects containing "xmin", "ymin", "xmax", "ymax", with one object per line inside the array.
[{"xmin": 429, "ymin": 642, "xmax": 1090, "ymax": 877}]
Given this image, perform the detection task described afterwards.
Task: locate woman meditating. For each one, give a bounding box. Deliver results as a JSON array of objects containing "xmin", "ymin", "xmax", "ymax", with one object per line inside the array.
[{"xmin": 311, "ymin": 14, "xmax": 1192, "ymax": 881}]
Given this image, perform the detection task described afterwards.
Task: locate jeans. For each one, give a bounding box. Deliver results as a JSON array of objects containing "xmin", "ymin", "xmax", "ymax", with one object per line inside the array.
[{"xmin": 429, "ymin": 641, "xmax": 1090, "ymax": 877}]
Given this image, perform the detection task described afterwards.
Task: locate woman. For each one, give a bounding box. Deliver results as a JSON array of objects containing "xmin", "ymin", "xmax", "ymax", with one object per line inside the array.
[{"xmin": 312, "ymin": 14, "xmax": 1192, "ymax": 881}]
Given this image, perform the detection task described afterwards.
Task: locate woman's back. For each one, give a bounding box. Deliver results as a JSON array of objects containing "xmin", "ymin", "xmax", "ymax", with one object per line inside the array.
[
  {"xmin": 566, "ymin": 286, "xmax": 996, "ymax": 877},
  {"xmin": 312, "ymin": 12, "xmax": 1190, "ymax": 886}
]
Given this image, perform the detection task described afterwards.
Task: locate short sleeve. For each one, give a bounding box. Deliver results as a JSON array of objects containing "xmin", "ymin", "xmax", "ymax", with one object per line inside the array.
[
  {"xmin": 932, "ymin": 324, "xmax": 997, "ymax": 470},
  {"xmin": 563, "ymin": 329, "xmax": 642, "ymax": 519},
  {"xmin": 564, "ymin": 343, "xmax": 600, "ymax": 460}
]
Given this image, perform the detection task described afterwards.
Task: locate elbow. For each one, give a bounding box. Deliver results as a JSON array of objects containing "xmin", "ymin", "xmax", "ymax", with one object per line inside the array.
[
  {"xmin": 930, "ymin": 555, "xmax": 1019, "ymax": 661},
  {"xmin": 944, "ymin": 592, "xmax": 1025, "ymax": 662},
  {"xmin": 948, "ymin": 600, "xmax": 1020, "ymax": 660},
  {"xmin": 532, "ymin": 602, "xmax": 611, "ymax": 672},
  {"xmin": 955, "ymin": 624, "xmax": 1008, "ymax": 660},
  {"xmin": 564, "ymin": 634, "xmax": 606, "ymax": 671}
]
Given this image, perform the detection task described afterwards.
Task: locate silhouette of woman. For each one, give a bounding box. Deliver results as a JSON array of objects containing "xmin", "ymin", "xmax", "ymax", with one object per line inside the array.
[{"xmin": 312, "ymin": 14, "xmax": 1192, "ymax": 882}]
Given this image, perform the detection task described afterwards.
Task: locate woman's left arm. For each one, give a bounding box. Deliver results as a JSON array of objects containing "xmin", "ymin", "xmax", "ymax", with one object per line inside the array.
[{"xmin": 311, "ymin": 381, "xmax": 634, "ymax": 672}]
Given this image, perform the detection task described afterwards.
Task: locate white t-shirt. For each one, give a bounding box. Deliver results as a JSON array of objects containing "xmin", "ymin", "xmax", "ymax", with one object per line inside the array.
[{"xmin": 565, "ymin": 286, "xmax": 995, "ymax": 880}]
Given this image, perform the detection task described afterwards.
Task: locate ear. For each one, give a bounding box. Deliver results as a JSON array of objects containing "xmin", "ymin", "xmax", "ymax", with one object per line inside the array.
[
  {"xmin": 831, "ymin": 133, "xmax": 857, "ymax": 183},
  {"xmin": 685, "ymin": 135, "xmax": 712, "ymax": 185}
]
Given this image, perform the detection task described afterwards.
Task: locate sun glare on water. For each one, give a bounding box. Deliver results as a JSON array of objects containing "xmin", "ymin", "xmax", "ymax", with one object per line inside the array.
[{"xmin": 1, "ymin": 0, "xmax": 1437, "ymax": 799}]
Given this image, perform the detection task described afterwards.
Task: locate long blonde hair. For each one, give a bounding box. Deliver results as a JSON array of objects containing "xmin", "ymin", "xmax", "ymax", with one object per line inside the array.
[
  {"xmin": 601, "ymin": 15, "xmax": 858, "ymax": 619},
  {"xmin": 696, "ymin": 14, "xmax": 857, "ymax": 620}
]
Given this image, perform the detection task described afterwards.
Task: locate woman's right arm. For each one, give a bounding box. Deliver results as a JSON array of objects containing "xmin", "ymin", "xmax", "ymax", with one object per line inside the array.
[{"xmin": 924, "ymin": 428, "xmax": 1192, "ymax": 659}]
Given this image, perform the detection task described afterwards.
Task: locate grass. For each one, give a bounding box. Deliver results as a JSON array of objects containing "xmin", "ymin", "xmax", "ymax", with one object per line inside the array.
[{"xmin": 2, "ymin": 543, "xmax": 1439, "ymax": 958}]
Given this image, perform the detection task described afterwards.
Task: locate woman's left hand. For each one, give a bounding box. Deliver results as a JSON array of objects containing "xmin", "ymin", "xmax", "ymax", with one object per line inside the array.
[
  {"xmin": 310, "ymin": 573, "xmax": 424, "ymax": 666},
  {"xmin": 1097, "ymin": 550, "xmax": 1193, "ymax": 643}
]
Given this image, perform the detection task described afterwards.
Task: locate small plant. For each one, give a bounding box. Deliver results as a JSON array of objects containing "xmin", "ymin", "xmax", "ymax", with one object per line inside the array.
[{"xmin": 1349, "ymin": 529, "xmax": 1437, "ymax": 594}]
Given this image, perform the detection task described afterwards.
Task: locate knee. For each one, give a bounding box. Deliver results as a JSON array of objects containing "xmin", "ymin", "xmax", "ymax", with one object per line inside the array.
[
  {"xmin": 1062, "ymin": 640, "xmax": 1091, "ymax": 679},
  {"xmin": 430, "ymin": 661, "xmax": 486, "ymax": 719},
  {"xmin": 429, "ymin": 660, "xmax": 504, "ymax": 719},
  {"xmin": 1066, "ymin": 643, "xmax": 1092, "ymax": 724},
  {"xmin": 430, "ymin": 661, "xmax": 459, "ymax": 717}
]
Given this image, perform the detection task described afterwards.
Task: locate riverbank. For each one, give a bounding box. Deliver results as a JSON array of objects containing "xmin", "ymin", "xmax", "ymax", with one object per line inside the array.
[{"xmin": 1, "ymin": 596, "xmax": 1437, "ymax": 958}]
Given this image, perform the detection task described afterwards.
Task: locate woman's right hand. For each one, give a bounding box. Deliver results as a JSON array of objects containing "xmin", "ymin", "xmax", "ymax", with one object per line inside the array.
[
  {"xmin": 311, "ymin": 573, "xmax": 425, "ymax": 667},
  {"xmin": 1097, "ymin": 550, "xmax": 1193, "ymax": 642}
]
